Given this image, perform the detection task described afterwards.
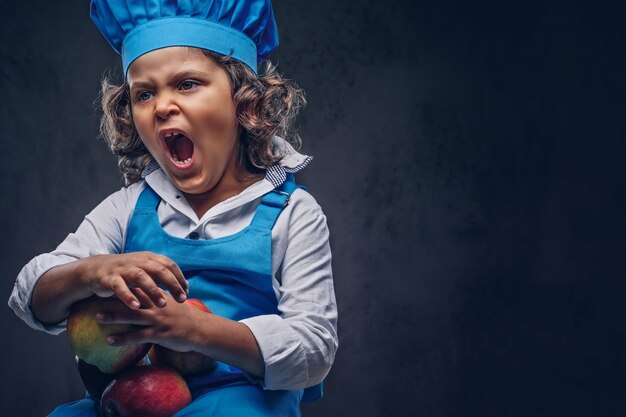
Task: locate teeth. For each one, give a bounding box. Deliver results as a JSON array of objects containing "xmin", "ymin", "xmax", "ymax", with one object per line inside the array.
[
  {"xmin": 173, "ymin": 156, "xmax": 192, "ymax": 164},
  {"xmin": 164, "ymin": 132, "xmax": 180, "ymax": 138}
]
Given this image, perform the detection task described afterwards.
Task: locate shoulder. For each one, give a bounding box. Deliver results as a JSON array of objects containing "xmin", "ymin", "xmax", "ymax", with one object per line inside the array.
[
  {"xmin": 287, "ymin": 186, "xmax": 326, "ymax": 218},
  {"xmin": 270, "ymin": 184, "xmax": 332, "ymax": 279},
  {"xmin": 109, "ymin": 180, "xmax": 146, "ymax": 203},
  {"xmin": 85, "ymin": 180, "xmax": 147, "ymax": 222},
  {"xmin": 273, "ymin": 185, "xmax": 329, "ymax": 242}
]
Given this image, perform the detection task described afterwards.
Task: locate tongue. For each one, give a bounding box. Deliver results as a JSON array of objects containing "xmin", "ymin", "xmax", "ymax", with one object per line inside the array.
[{"xmin": 173, "ymin": 135, "xmax": 194, "ymax": 161}]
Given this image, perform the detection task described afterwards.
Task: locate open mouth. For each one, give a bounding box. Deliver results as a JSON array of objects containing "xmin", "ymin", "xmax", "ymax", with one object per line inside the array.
[{"xmin": 163, "ymin": 132, "xmax": 194, "ymax": 166}]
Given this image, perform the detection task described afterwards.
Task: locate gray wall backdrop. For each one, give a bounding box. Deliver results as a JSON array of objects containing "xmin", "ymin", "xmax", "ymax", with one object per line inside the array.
[{"xmin": 2, "ymin": 1, "xmax": 625, "ymax": 416}]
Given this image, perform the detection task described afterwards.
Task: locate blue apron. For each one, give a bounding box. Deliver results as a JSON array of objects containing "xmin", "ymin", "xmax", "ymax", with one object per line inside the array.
[{"xmin": 49, "ymin": 173, "xmax": 322, "ymax": 417}]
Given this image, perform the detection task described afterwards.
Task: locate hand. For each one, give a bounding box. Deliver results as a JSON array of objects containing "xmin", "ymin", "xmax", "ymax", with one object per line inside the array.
[
  {"xmin": 82, "ymin": 252, "xmax": 188, "ymax": 310},
  {"xmin": 96, "ymin": 290, "xmax": 204, "ymax": 353},
  {"xmin": 97, "ymin": 289, "xmax": 265, "ymax": 378}
]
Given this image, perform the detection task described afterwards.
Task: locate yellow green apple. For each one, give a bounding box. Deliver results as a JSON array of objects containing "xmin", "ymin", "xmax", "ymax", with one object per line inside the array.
[{"xmin": 68, "ymin": 296, "xmax": 151, "ymax": 373}]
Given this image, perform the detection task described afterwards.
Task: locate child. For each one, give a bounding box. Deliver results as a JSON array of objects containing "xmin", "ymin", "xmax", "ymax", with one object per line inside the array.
[{"xmin": 8, "ymin": 0, "xmax": 338, "ymax": 416}]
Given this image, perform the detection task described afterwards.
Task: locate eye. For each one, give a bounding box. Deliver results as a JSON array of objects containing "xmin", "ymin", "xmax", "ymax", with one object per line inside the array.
[
  {"xmin": 136, "ymin": 91, "xmax": 154, "ymax": 102},
  {"xmin": 180, "ymin": 80, "xmax": 198, "ymax": 91}
]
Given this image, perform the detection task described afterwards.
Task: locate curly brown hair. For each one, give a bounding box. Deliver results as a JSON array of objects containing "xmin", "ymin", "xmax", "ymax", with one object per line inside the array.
[{"xmin": 98, "ymin": 49, "xmax": 306, "ymax": 186}]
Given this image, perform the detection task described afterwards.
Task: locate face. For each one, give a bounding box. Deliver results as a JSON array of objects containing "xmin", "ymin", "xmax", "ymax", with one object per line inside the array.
[{"xmin": 127, "ymin": 47, "xmax": 241, "ymax": 198}]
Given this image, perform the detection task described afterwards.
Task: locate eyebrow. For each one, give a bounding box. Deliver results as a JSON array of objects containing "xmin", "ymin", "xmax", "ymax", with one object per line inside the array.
[{"xmin": 129, "ymin": 69, "xmax": 210, "ymax": 90}]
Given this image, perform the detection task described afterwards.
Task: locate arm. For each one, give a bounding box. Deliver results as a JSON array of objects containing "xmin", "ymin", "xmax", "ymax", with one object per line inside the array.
[
  {"xmin": 100, "ymin": 290, "xmax": 265, "ymax": 378},
  {"xmin": 31, "ymin": 259, "xmax": 98, "ymax": 326},
  {"xmin": 9, "ymin": 184, "xmax": 188, "ymax": 332},
  {"xmin": 31, "ymin": 252, "xmax": 189, "ymax": 326}
]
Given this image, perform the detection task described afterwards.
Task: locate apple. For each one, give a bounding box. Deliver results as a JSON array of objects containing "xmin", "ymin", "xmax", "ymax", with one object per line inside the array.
[
  {"xmin": 100, "ymin": 365, "xmax": 192, "ymax": 417},
  {"xmin": 148, "ymin": 298, "xmax": 217, "ymax": 376},
  {"xmin": 68, "ymin": 296, "xmax": 152, "ymax": 373}
]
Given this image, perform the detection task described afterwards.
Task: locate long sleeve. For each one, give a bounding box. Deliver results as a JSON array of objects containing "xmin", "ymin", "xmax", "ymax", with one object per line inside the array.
[
  {"xmin": 240, "ymin": 191, "xmax": 339, "ymax": 390},
  {"xmin": 7, "ymin": 184, "xmax": 138, "ymax": 334}
]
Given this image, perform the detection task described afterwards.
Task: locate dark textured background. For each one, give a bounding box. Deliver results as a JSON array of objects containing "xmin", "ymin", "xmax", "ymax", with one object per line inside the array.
[{"xmin": 2, "ymin": 1, "xmax": 625, "ymax": 416}]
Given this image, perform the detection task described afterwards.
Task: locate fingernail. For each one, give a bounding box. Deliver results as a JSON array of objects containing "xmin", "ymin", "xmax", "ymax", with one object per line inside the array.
[
  {"xmin": 131, "ymin": 300, "xmax": 140, "ymax": 309},
  {"xmin": 178, "ymin": 293, "xmax": 187, "ymax": 302},
  {"xmin": 158, "ymin": 298, "xmax": 167, "ymax": 307},
  {"xmin": 106, "ymin": 337, "xmax": 116, "ymax": 345}
]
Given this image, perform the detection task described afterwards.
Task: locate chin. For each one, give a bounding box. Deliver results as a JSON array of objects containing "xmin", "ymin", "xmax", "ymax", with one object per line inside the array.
[{"xmin": 172, "ymin": 175, "xmax": 215, "ymax": 195}]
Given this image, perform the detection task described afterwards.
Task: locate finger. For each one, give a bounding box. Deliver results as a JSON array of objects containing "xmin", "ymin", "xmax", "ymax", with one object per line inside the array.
[
  {"xmin": 109, "ymin": 276, "xmax": 140, "ymax": 309},
  {"xmin": 148, "ymin": 257, "xmax": 188, "ymax": 302},
  {"xmin": 107, "ymin": 327, "xmax": 153, "ymax": 346},
  {"xmin": 127, "ymin": 268, "xmax": 167, "ymax": 307},
  {"xmin": 130, "ymin": 287, "xmax": 154, "ymax": 309},
  {"xmin": 155, "ymin": 254, "xmax": 188, "ymax": 292},
  {"xmin": 149, "ymin": 254, "xmax": 188, "ymax": 290},
  {"xmin": 96, "ymin": 309, "xmax": 152, "ymax": 326},
  {"xmin": 146, "ymin": 258, "xmax": 188, "ymax": 303}
]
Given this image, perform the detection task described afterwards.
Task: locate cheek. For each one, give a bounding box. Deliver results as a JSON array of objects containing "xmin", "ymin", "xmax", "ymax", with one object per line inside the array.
[
  {"xmin": 131, "ymin": 110, "xmax": 157, "ymax": 148},
  {"xmin": 195, "ymin": 100, "xmax": 239, "ymax": 142}
]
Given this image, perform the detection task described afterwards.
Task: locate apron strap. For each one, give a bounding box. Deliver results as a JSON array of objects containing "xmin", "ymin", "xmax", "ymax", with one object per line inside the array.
[
  {"xmin": 134, "ymin": 184, "xmax": 161, "ymax": 212},
  {"xmin": 250, "ymin": 173, "xmax": 306, "ymax": 231},
  {"xmin": 123, "ymin": 185, "xmax": 161, "ymax": 253}
]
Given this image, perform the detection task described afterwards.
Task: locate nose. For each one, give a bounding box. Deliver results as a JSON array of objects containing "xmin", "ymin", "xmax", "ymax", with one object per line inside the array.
[{"xmin": 154, "ymin": 92, "xmax": 180, "ymax": 120}]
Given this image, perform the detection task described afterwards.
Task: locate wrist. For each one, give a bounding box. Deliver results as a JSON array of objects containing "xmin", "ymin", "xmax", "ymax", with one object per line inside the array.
[
  {"xmin": 73, "ymin": 257, "xmax": 97, "ymax": 299},
  {"xmin": 188, "ymin": 308, "xmax": 215, "ymax": 354}
]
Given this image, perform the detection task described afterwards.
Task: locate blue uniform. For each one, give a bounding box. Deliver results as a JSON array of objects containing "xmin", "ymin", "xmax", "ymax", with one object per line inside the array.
[{"xmin": 49, "ymin": 173, "xmax": 321, "ymax": 416}]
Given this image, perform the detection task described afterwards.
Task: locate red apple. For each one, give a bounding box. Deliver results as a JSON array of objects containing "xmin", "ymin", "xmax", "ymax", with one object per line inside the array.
[
  {"xmin": 68, "ymin": 296, "xmax": 151, "ymax": 373},
  {"xmin": 148, "ymin": 298, "xmax": 217, "ymax": 376},
  {"xmin": 100, "ymin": 365, "xmax": 191, "ymax": 417}
]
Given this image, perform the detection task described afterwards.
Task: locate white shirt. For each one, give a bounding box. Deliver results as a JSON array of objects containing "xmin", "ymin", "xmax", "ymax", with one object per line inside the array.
[{"xmin": 8, "ymin": 137, "xmax": 338, "ymax": 391}]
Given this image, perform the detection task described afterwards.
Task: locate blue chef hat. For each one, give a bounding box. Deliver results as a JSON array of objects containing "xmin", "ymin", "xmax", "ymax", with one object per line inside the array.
[{"xmin": 90, "ymin": 0, "xmax": 279, "ymax": 76}]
